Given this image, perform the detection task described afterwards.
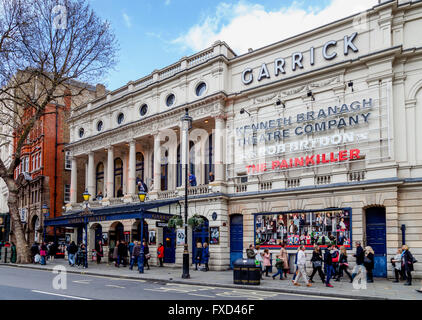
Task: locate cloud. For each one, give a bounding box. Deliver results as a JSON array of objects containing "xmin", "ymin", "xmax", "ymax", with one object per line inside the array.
[
  {"xmin": 172, "ymin": 0, "xmax": 379, "ymax": 54},
  {"xmin": 122, "ymin": 12, "xmax": 132, "ymax": 28}
]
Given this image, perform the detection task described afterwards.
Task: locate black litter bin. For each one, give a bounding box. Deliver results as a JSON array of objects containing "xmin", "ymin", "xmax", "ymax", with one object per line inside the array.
[{"xmin": 233, "ymin": 258, "xmax": 261, "ymax": 285}]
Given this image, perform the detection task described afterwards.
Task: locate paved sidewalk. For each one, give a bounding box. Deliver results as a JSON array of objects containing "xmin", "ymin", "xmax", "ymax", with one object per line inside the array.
[{"xmin": 2, "ymin": 260, "xmax": 422, "ymax": 300}]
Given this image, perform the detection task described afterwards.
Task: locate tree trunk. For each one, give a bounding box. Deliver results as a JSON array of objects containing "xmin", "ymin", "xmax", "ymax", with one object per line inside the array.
[{"xmin": 5, "ymin": 177, "xmax": 32, "ymax": 264}]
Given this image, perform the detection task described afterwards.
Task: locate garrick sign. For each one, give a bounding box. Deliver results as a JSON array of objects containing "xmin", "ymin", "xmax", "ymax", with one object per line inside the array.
[{"xmin": 241, "ymin": 32, "xmax": 359, "ymax": 85}]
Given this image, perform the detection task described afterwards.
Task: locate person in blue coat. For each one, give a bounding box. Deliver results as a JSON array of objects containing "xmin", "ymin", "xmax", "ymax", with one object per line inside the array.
[{"xmin": 202, "ymin": 242, "xmax": 210, "ymax": 271}]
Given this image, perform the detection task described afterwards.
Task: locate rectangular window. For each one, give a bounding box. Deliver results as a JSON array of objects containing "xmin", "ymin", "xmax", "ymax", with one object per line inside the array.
[
  {"xmin": 254, "ymin": 208, "xmax": 352, "ymax": 249},
  {"xmin": 65, "ymin": 151, "xmax": 72, "ymax": 170},
  {"xmin": 64, "ymin": 184, "xmax": 71, "ymax": 203}
]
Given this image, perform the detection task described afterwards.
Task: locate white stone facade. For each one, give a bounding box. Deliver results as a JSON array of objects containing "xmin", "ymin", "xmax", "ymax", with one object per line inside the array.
[{"xmin": 64, "ymin": 1, "xmax": 422, "ymax": 276}]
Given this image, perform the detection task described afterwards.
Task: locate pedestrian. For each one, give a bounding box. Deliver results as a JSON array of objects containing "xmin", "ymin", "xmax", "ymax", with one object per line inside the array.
[
  {"xmin": 280, "ymin": 243, "xmax": 289, "ymax": 279},
  {"xmin": 246, "ymin": 244, "xmax": 256, "ymax": 259},
  {"xmin": 130, "ymin": 241, "xmax": 140, "ymax": 270},
  {"xmin": 30, "ymin": 242, "xmax": 40, "ymax": 263},
  {"xmin": 40, "ymin": 242, "xmax": 47, "ymax": 265},
  {"xmin": 113, "ymin": 241, "xmax": 119, "ymax": 267},
  {"xmin": 336, "ymin": 246, "xmax": 353, "ymax": 282},
  {"xmin": 76, "ymin": 244, "xmax": 87, "ymax": 268},
  {"xmin": 272, "ymin": 255, "xmax": 284, "ymax": 280},
  {"xmin": 364, "ymin": 246, "xmax": 375, "ymax": 283},
  {"xmin": 331, "ymin": 245, "xmax": 340, "ymax": 279},
  {"xmin": 67, "ymin": 241, "xmax": 78, "ymax": 266},
  {"xmin": 351, "ymin": 241, "xmax": 366, "ymax": 282},
  {"xmin": 157, "ymin": 243, "xmax": 164, "ymax": 267},
  {"xmin": 48, "ymin": 242, "xmax": 56, "ymax": 261},
  {"xmin": 202, "ymin": 242, "xmax": 210, "ymax": 271},
  {"xmin": 324, "ymin": 244, "xmax": 335, "ymax": 287},
  {"xmin": 294, "ymin": 245, "xmax": 312, "ymax": 287},
  {"xmin": 10, "ymin": 242, "xmax": 17, "ymax": 263},
  {"xmin": 254, "ymin": 245, "xmax": 264, "ymax": 280},
  {"xmin": 309, "ymin": 245, "xmax": 325, "ymax": 283},
  {"xmin": 117, "ymin": 187, "xmax": 123, "ymax": 198},
  {"xmin": 195, "ymin": 242, "xmax": 203, "ymax": 270},
  {"xmin": 291, "ymin": 247, "xmax": 300, "ymax": 283},
  {"xmin": 391, "ymin": 248, "xmax": 403, "ymax": 283},
  {"xmin": 189, "ymin": 173, "xmax": 197, "ymax": 186},
  {"xmin": 143, "ymin": 241, "xmax": 150, "ymax": 270},
  {"xmin": 401, "ymin": 244, "xmax": 416, "ymax": 286},
  {"xmin": 263, "ymin": 249, "xmax": 272, "ymax": 277},
  {"xmin": 95, "ymin": 240, "xmax": 103, "ymax": 264},
  {"xmin": 117, "ymin": 241, "xmax": 128, "ymax": 267},
  {"xmin": 128, "ymin": 240, "xmax": 135, "ymax": 257}
]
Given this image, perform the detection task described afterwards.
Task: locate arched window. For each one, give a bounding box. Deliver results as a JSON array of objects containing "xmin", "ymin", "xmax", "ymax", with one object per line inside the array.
[
  {"xmin": 96, "ymin": 162, "xmax": 104, "ymax": 197},
  {"xmin": 136, "ymin": 152, "xmax": 144, "ymax": 183},
  {"xmin": 114, "ymin": 158, "xmax": 123, "ymax": 197}
]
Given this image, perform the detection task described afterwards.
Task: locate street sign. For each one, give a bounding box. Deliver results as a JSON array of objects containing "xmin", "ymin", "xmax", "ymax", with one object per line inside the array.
[{"xmin": 156, "ymin": 221, "xmax": 168, "ymax": 228}]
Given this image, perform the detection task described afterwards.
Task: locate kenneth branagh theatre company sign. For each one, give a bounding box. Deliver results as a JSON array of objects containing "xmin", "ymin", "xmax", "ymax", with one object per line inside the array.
[{"xmin": 233, "ymin": 87, "xmax": 391, "ymax": 175}]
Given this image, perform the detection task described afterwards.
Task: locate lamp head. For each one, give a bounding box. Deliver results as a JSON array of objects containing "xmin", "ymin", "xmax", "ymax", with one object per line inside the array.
[
  {"xmin": 138, "ymin": 191, "xmax": 146, "ymax": 203},
  {"xmin": 82, "ymin": 190, "xmax": 91, "ymax": 202}
]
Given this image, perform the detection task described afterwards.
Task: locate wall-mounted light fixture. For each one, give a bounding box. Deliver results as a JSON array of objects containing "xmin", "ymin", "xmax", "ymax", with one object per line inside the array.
[
  {"xmin": 307, "ymin": 91, "xmax": 315, "ymax": 101},
  {"xmin": 240, "ymin": 108, "xmax": 251, "ymax": 116},
  {"xmin": 276, "ymin": 99, "xmax": 286, "ymax": 108},
  {"xmin": 348, "ymin": 81, "xmax": 354, "ymax": 92}
]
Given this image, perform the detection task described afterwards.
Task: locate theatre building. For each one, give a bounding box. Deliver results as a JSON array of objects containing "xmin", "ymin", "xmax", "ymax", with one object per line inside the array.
[{"xmin": 51, "ymin": 0, "xmax": 422, "ymax": 277}]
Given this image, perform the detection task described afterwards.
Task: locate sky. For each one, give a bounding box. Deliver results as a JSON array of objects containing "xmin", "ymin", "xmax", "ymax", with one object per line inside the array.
[{"xmin": 88, "ymin": 0, "xmax": 379, "ymax": 91}]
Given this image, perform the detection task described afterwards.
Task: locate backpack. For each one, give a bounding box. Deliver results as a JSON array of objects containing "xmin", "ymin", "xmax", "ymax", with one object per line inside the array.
[{"xmin": 332, "ymin": 251, "xmax": 339, "ymax": 263}]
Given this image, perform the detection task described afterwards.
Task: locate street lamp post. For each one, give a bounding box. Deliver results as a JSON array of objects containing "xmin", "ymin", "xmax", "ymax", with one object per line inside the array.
[
  {"xmin": 42, "ymin": 203, "xmax": 49, "ymax": 243},
  {"xmin": 82, "ymin": 190, "xmax": 91, "ymax": 269},
  {"xmin": 181, "ymin": 108, "xmax": 192, "ymax": 279},
  {"xmin": 138, "ymin": 191, "xmax": 146, "ymax": 273}
]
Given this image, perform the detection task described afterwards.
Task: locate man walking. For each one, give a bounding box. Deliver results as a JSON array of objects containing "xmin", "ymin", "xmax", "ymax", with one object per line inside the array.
[
  {"xmin": 130, "ymin": 241, "xmax": 140, "ymax": 270},
  {"xmin": 324, "ymin": 244, "xmax": 335, "ymax": 287},
  {"xmin": 67, "ymin": 241, "xmax": 78, "ymax": 267},
  {"xmin": 351, "ymin": 241, "xmax": 366, "ymax": 282},
  {"xmin": 294, "ymin": 245, "xmax": 312, "ymax": 287}
]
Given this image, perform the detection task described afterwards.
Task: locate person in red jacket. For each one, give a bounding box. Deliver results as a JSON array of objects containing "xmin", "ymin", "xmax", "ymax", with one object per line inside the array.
[{"xmin": 157, "ymin": 243, "xmax": 164, "ymax": 267}]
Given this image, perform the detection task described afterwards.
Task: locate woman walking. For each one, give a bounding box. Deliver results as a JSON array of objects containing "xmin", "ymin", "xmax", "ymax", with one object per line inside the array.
[
  {"xmin": 95, "ymin": 240, "xmax": 103, "ymax": 264},
  {"xmin": 143, "ymin": 241, "xmax": 150, "ymax": 270},
  {"xmin": 336, "ymin": 246, "xmax": 352, "ymax": 282},
  {"xmin": 263, "ymin": 249, "xmax": 271, "ymax": 277},
  {"xmin": 40, "ymin": 242, "xmax": 48, "ymax": 265},
  {"xmin": 202, "ymin": 242, "xmax": 210, "ymax": 271},
  {"xmin": 364, "ymin": 246, "xmax": 375, "ymax": 283},
  {"xmin": 391, "ymin": 248, "xmax": 403, "ymax": 283},
  {"xmin": 401, "ymin": 245, "xmax": 415, "ymax": 286},
  {"xmin": 280, "ymin": 243, "xmax": 289, "ymax": 279},
  {"xmin": 254, "ymin": 245, "xmax": 264, "ymax": 280},
  {"xmin": 195, "ymin": 242, "xmax": 203, "ymax": 270},
  {"xmin": 309, "ymin": 245, "xmax": 325, "ymax": 283}
]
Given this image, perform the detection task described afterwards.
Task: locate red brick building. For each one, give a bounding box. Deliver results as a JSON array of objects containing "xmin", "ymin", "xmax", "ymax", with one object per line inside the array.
[{"xmin": 12, "ymin": 83, "xmax": 101, "ymax": 244}]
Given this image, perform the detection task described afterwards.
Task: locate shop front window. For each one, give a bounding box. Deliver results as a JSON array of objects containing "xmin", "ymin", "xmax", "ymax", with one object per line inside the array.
[{"xmin": 254, "ymin": 208, "xmax": 351, "ymax": 249}]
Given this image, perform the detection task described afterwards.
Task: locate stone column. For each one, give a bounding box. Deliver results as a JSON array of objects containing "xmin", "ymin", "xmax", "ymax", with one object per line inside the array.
[
  {"xmin": 153, "ymin": 133, "xmax": 161, "ymax": 192},
  {"xmin": 128, "ymin": 140, "xmax": 136, "ymax": 196},
  {"xmin": 70, "ymin": 157, "xmax": 77, "ymax": 203},
  {"xmin": 214, "ymin": 115, "xmax": 226, "ymax": 182},
  {"xmin": 87, "ymin": 151, "xmax": 95, "ymax": 197},
  {"xmin": 106, "ymin": 146, "xmax": 114, "ymax": 198}
]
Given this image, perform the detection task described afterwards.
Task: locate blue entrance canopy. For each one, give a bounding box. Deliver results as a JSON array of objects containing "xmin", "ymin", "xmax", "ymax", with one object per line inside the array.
[{"xmin": 45, "ymin": 199, "xmax": 180, "ymax": 227}]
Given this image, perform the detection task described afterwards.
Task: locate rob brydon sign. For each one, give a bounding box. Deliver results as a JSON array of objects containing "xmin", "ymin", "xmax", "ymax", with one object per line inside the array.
[{"xmin": 241, "ymin": 32, "xmax": 358, "ymax": 85}]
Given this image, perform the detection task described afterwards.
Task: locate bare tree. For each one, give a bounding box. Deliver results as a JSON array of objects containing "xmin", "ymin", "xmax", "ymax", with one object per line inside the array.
[{"xmin": 0, "ymin": 0, "xmax": 118, "ymax": 263}]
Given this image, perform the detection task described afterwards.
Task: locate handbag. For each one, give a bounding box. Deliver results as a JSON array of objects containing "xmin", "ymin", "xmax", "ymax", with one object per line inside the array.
[
  {"xmin": 145, "ymin": 253, "xmax": 151, "ymax": 260},
  {"xmin": 313, "ymin": 261, "xmax": 322, "ymax": 268},
  {"xmin": 364, "ymin": 256, "xmax": 371, "ymax": 264}
]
